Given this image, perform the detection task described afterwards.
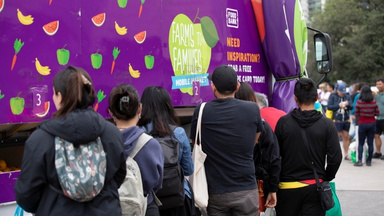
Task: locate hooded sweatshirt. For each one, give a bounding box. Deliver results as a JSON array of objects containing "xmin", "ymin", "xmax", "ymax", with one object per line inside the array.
[
  {"xmin": 275, "ymin": 108, "xmax": 342, "ymax": 183},
  {"xmin": 14, "ymin": 109, "xmax": 126, "ymax": 216},
  {"xmin": 119, "ymin": 126, "xmax": 164, "ymax": 204}
]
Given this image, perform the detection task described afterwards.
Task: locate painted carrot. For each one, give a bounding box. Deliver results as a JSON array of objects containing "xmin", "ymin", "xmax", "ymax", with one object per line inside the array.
[
  {"xmin": 111, "ymin": 47, "xmax": 120, "ymax": 74},
  {"xmin": 138, "ymin": 0, "xmax": 145, "ymax": 18},
  {"xmin": 138, "ymin": 5, "xmax": 143, "ymax": 18},
  {"xmin": 11, "ymin": 39, "xmax": 24, "ymax": 71},
  {"xmin": 94, "ymin": 90, "xmax": 106, "ymax": 111},
  {"xmin": 49, "ymin": 0, "xmax": 53, "ymax": 5}
]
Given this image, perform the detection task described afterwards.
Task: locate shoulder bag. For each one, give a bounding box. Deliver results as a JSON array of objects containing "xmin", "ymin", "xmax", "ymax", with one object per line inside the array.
[
  {"xmin": 299, "ymin": 127, "xmax": 335, "ymax": 211},
  {"xmin": 189, "ymin": 102, "xmax": 209, "ymax": 208}
]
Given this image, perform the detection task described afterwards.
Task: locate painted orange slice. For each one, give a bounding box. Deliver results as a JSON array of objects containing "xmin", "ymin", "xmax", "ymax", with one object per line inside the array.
[
  {"xmin": 92, "ymin": 13, "xmax": 105, "ymax": 27},
  {"xmin": 43, "ymin": 20, "xmax": 59, "ymax": 36},
  {"xmin": 134, "ymin": 30, "xmax": 146, "ymax": 44}
]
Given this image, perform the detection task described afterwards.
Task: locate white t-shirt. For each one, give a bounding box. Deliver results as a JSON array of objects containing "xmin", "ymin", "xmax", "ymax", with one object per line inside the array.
[{"xmin": 320, "ymin": 91, "xmax": 331, "ymax": 106}]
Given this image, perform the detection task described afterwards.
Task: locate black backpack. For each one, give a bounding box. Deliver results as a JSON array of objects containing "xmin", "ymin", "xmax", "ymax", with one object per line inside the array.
[{"xmin": 152, "ymin": 125, "xmax": 185, "ymax": 210}]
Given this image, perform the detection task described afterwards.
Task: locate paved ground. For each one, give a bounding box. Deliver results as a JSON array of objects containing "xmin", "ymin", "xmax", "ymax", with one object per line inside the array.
[{"xmin": 333, "ymin": 140, "xmax": 384, "ymax": 215}]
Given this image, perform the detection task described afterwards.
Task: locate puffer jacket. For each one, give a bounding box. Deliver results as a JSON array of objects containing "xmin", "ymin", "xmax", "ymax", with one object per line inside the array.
[{"xmin": 14, "ymin": 109, "xmax": 126, "ymax": 216}]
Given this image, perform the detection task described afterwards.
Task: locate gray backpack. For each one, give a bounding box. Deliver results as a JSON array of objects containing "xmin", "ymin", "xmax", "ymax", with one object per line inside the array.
[{"xmin": 118, "ymin": 133, "xmax": 152, "ymax": 216}]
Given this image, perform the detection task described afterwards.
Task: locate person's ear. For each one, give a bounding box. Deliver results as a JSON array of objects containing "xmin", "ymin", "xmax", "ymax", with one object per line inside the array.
[
  {"xmin": 294, "ymin": 95, "xmax": 299, "ymax": 106},
  {"xmin": 234, "ymin": 82, "xmax": 240, "ymax": 92},
  {"xmin": 211, "ymin": 82, "xmax": 216, "ymax": 92},
  {"xmin": 138, "ymin": 103, "xmax": 142, "ymax": 115}
]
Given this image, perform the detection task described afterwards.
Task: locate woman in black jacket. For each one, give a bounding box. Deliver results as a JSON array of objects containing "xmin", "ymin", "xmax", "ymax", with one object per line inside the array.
[
  {"xmin": 14, "ymin": 66, "xmax": 126, "ymax": 215},
  {"xmin": 235, "ymin": 82, "xmax": 281, "ymax": 213}
]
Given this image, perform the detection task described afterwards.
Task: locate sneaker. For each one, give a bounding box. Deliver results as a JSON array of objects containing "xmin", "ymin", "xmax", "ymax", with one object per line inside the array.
[
  {"xmin": 381, "ymin": 155, "xmax": 384, "ymax": 160},
  {"xmin": 373, "ymin": 152, "xmax": 382, "ymax": 159},
  {"xmin": 354, "ymin": 161, "xmax": 363, "ymax": 166},
  {"xmin": 344, "ymin": 156, "xmax": 350, "ymax": 161},
  {"xmin": 366, "ymin": 161, "xmax": 372, "ymax": 166}
]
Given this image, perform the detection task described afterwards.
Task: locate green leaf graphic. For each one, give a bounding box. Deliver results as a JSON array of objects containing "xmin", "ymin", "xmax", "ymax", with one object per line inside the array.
[{"xmin": 200, "ymin": 16, "xmax": 219, "ymax": 48}]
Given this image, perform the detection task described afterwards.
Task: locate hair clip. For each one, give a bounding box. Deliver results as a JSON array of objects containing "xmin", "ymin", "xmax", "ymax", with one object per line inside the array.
[
  {"xmin": 119, "ymin": 96, "xmax": 129, "ymax": 110},
  {"xmin": 81, "ymin": 74, "xmax": 91, "ymax": 85}
]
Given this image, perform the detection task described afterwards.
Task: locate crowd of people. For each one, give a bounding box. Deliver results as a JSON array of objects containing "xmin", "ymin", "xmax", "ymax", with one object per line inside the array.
[
  {"xmin": 16, "ymin": 65, "xmax": 384, "ymax": 215},
  {"xmin": 318, "ymin": 79, "xmax": 384, "ymax": 167}
]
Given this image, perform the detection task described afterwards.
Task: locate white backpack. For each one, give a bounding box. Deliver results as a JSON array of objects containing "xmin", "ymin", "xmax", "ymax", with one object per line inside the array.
[{"xmin": 119, "ymin": 133, "xmax": 152, "ymax": 216}]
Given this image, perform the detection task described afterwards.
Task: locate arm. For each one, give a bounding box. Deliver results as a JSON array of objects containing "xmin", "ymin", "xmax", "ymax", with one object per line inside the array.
[
  {"xmin": 189, "ymin": 105, "xmax": 200, "ymax": 144},
  {"xmin": 14, "ymin": 130, "xmax": 48, "ymax": 213},
  {"xmin": 265, "ymin": 192, "xmax": 277, "ymax": 208},
  {"xmin": 325, "ymin": 121, "xmax": 342, "ymax": 181},
  {"xmin": 135, "ymin": 138, "xmax": 164, "ymax": 194},
  {"xmin": 327, "ymin": 94, "xmax": 339, "ymax": 111},
  {"xmin": 260, "ymin": 122, "xmax": 280, "ymax": 194},
  {"xmin": 174, "ymin": 127, "xmax": 194, "ymax": 176}
]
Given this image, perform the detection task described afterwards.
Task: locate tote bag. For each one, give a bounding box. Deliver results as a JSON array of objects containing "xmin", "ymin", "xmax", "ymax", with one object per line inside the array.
[{"xmin": 189, "ymin": 102, "xmax": 209, "ymax": 208}]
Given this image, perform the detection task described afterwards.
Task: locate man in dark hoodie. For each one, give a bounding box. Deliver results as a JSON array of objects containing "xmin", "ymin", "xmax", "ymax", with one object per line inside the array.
[
  {"xmin": 14, "ymin": 66, "xmax": 126, "ymax": 216},
  {"xmin": 275, "ymin": 78, "xmax": 342, "ymax": 216}
]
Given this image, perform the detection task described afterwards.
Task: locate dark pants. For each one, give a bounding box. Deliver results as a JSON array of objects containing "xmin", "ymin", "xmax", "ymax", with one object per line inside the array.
[
  {"xmin": 358, "ymin": 123, "xmax": 375, "ymax": 162},
  {"xmin": 207, "ymin": 188, "xmax": 258, "ymax": 216},
  {"xmin": 276, "ymin": 184, "xmax": 325, "ymax": 216},
  {"xmin": 159, "ymin": 195, "xmax": 197, "ymax": 216},
  {"xmin": 146, "ymin": 200, "xmax": 160, "ymax": 216}
]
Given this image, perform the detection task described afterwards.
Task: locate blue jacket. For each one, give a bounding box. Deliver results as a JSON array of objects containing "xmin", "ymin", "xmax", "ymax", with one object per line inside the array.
[
  {"xmin": 328, "ymin": 93, "xmax": 353, "ymax": 122},
  {"xmin": 120, "ymin": 126, "xmax": 164, "ymax": 204}
]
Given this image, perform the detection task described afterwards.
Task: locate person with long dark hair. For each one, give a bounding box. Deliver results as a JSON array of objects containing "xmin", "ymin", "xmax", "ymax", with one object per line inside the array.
[
  {"xmin": 354, "ymin": 85, "xmax": 380, "ymax": 166},
  {"xmin": 14, "ymin": 66, "xmax": 126, "ymax": 215},
  {"xmin": 275, "ymin": 78, "xmax": 342, "ymax": 216},
  {"xmin": 138, "ymin": 86, "xmax": 194, "ymax": 216},
  {"xmin": 235, "ymin": 82, "xmax": 281, "ymax": 215}
]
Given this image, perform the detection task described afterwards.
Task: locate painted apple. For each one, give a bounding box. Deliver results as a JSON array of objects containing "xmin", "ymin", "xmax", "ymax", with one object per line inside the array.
[
  {"xmin": 10, "ymin": 92, "xmax": 25, "ymax": 115},
  {"xmin": 117, "ymin": 0, "xmax": 127, "ymax": 8},
  {"xmin": 57, "ymin": 44, "xmax": 70, "ymax": 65},
  {"xmin": 91, "ymin": 51, "xmax": 103, "ymax": 69},
  {"xmin": 169, "ymin": 14, "xmax": 213, "ymax": 95},
  {"xmin": 145, "ymin": 52, "xmax": 154, "ymax": 69}
]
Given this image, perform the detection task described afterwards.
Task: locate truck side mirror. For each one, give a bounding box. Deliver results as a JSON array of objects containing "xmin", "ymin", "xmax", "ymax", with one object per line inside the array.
[{"xmin": 314, "ymin": 33, "xmax": 332, "ymax": 74}]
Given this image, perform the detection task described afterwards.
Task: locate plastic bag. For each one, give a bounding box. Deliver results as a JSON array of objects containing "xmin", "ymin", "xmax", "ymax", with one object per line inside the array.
[
  {"xmin": 260, "ymin": 208, "xmax": 276, "ymax": 216},
  {"xmin": 325, "ymin": 182, "xmax": 342, "ymax": 216},
  {"xmin": 14, "ymin": 205, "xmax": 24, "ymax": 216}
]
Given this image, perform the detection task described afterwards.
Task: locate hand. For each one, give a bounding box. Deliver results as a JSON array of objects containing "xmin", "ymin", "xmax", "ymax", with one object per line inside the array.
[{"xmin": 265, "ymin": 192, "xmax": 277, "ymax": 208}]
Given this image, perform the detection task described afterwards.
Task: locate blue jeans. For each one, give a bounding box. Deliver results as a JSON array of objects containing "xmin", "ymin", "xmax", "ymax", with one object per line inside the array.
[{"xmin": 358, "ymin": 123, "xmax": 376, "ymax": 162}]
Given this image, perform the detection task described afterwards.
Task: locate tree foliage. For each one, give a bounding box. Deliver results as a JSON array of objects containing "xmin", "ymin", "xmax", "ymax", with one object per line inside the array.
[{"xmin": 307, "ymin": 0, "xmax": 384, "ymax": 86}]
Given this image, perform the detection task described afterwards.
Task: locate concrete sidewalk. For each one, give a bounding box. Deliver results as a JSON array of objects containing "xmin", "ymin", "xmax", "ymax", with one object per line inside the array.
[{"xmin": 332, "ymin": 142, "xmax": 384, "ymax": 215}]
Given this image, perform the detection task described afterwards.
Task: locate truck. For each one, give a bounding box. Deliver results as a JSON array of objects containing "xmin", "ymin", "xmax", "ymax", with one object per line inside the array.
[{"xmin": 0, "ymin": 0, "xmax": 331, "ymax": 213}]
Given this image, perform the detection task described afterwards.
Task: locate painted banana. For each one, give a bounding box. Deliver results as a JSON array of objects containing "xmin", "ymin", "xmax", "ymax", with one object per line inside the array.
[
  {"xmin": 35, "ymin": 58, "xmax": 51, "ymax": 76},
  {"xmin": 115, "ymin": 21, "xmax": 127, "ymax": 35},
  {"xmin": 129, "ymin": 63, "xmax": 140, "ymax": 78},
  {"xmin": 17, "ymin": 9, "xmax": 34, "ymax": 25}
]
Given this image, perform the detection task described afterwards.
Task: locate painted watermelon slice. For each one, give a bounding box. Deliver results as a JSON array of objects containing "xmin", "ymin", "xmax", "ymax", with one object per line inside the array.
[
  {"xmin": 0, "ymin": 0, "xmax": 4, "ymax": 13},
  {"xmin": 134, "ymin": 31, "xmax": 146, "ymax": 44},
  {"xmin": 36, "ymin": 101, "xmax": 50, "ymax": 118},
  {"xmin": 43, "ymin": 20, "xmax": 59, "ymax": 36},
  {"xmin": 92, "ymin": 13, "xmax": 105, "ymax": 27}
]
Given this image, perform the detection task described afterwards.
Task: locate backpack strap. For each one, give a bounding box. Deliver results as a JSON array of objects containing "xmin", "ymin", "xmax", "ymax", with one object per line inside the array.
[{"xmin": 131, "ymin": 133, "xmax": 152, "ymax": 158}]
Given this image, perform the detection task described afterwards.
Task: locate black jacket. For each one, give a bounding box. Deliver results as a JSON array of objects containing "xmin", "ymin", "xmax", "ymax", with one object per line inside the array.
[
  {"xmin": 254, "ymin": 120, "xmax": 281, "ymax": 195},
  {"xmin": 275, "ymin": 108, "xmax": 342, "ymax": 182},
  {"xmin": 14, "ymin": 109, "xmax": 126, "ymax": 216}
]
